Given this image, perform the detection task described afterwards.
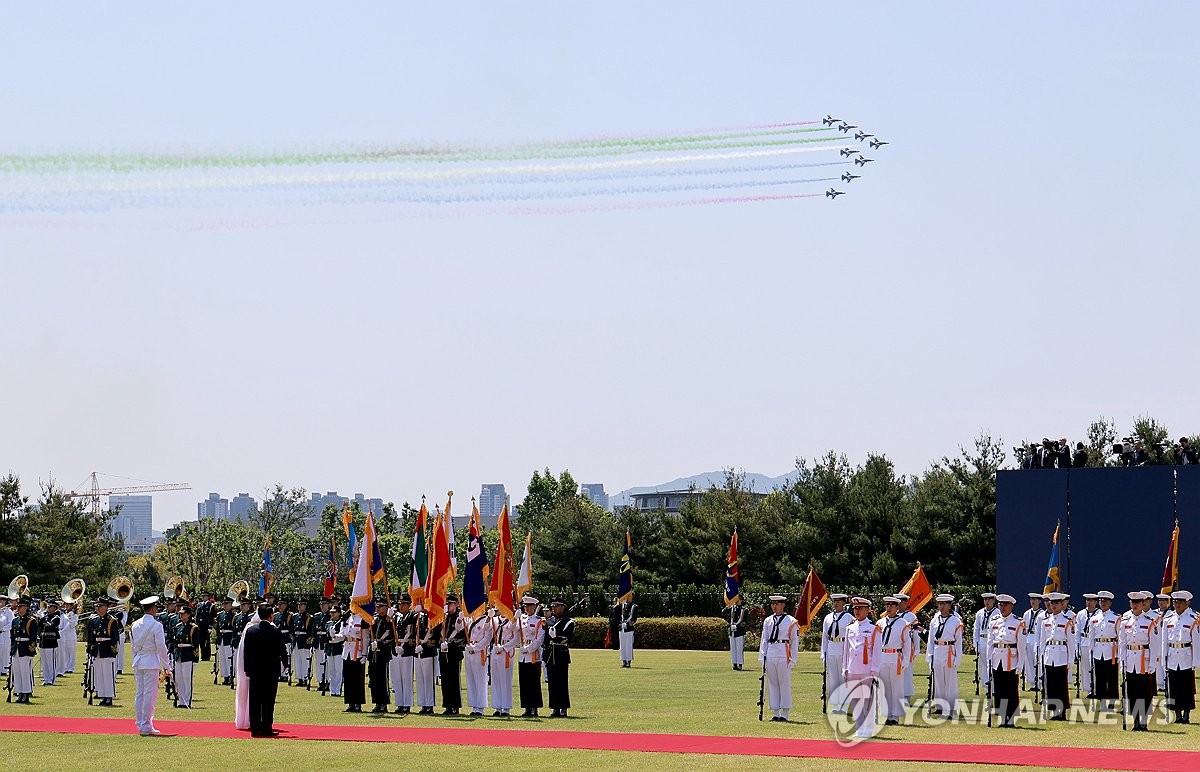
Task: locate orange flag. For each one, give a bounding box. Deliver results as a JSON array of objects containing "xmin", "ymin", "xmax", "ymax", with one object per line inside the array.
[
  {"xmin": 488, "ymin": 503, "xmax": 517, "ymax": 622},
  {"xmin": 1162, "ymin": 522, "xmax": 1180, "ymax": 595},
  {"xmin": 795, "ymin": 566, "xmax": 828, "ymax": 635},
  {"xmin": 900, "ymin": 563, "xmax": 934, "ymax": 614},
  {"xmin": 427, "ymin": 511, "xmax": 453, "ymax": 628}
]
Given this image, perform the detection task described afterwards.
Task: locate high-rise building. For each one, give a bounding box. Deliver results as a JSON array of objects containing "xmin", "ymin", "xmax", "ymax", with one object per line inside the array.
[
  {"xmin": 479, "ymin": 484, "xmax": 506, "ymax": 521},
  {"xmin": 108, "ymin": 495, "xmax": 152, "ymax": 541},
  {"xmin": 580, "ymin": 483, "xmax": 609, "ymax": 511},
  {"xmin": 198, "ymin": 492, "xmax": 230, "ymax": 520},
  {"xmin": 229, "ymin": 493, "xmax": 256, "ymax": 521}
]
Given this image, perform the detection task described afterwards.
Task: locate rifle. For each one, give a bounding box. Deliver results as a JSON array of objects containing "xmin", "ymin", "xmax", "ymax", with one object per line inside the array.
[
  {"xmin": 926, "ymin": 662, "xmax": 934, "ymax": 718},
  {"xmin": 5, "ymin": 658, "xmax": 11, "ymax": 703},
  {"xmin": 1165, "ymin": 661, "xmax": 1172, "ymax": 724},
  {"xmin": 318, "ymin": 648, "xmax": 329, "ymax": 696},
  {"xmin": 1119, "ymin": 659, "xmax": 1127, "ymax": 731},
  {"xmin": 84, "ymin": 653, "xmax": 95, "ymax": 705},
  {"xmin": 974, "ymin": 652, "xmax": 980, "ymax": 695},
  {"xmin": 985, "ymin": 662, "xmax": 993, "ymax": 728},
  {"xmin": 757, "ymin": 660, "xmax": 766, "ymax": 721},
  {"xmin": 1074, "ymin": 651, "xmax": 1080, "ymax": 699},
  {"xmin": 306, "ymin": 643, "xmax": 315, "ymax": 691},
  {"xmin": 821, "ymin": 656, "xmax": 828, "ymax": 714}
]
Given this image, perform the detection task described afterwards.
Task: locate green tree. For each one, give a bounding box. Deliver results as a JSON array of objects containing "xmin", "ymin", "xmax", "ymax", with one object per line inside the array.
[
  {"xmin": 19, "ymin": 481, "xmax": 125, "ymax": 588},
  {"xmin": 249, "ymin": 484, "xmax": 313, "ymax": 534},
  {"xmin": 1086, "ymin": 416, "xmax": 1117, "ymax": 467}
]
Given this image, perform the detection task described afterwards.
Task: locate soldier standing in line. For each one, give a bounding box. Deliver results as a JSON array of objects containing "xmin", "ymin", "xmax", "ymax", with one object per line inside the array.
[
  {"xmin": 1164, "ymin": 590, "xmax": 1197, "ymax": 724},
  {"xmin": 545, "ymin": 597, "xmax": 575, "ymax": 717},
  {"xmin": 1075, "ymin": 593, "xmax": 1098, "ymax": 698},
  {"xmin": 10, "ymin": 596, "xmax": 38, "ymax": 703},
  {"xmin": 876, "ymin": 597, "xmax": 910, "ymax": 725},
  {"xmin": 368, "ymin": 603, "xmax": 394, "ymax": 713},
  {"xmin": 1118, "ymin": 590, "xmax": 1161, "ymax": 731},
  {"xmin": 88, "ymin": 597, "xmax": 119, "ymax": 707},
  {"xmin": 341, "ymin": 612, "xmax": 369, "ymax": 713},
  {"xmin": 1020, "ymin": 592, "xmax": 1045, "ymax": 691},
  {"xmin": 290, "ymin": 599, "xmax": 315, "ymax": 687},
  {"xmin": 439, "ymin": 594, "xmax": 466, "ymax": 715},
  {"xmin": 490, "ymin": 605, "xmax": 518, "ymax": 717},
  {"xmin": 821, "ymin": 593, "xmax": 851, "ymax": 712},
  {"xmin": 173, "ymin": 604, "xmax": 198, "ymax": 708},
  {"xmin": 758, "ymin": 594, "xmax": 800, "ymax": 722},
  {"xmin": 617, "ymin": 594, "xmax": 638, "ymax": 668},
  {"xmin": 464, "ymin": 606, "xmax": 493, "ymax": 716},
  {"xmin": 973, "ymin": 592, "xmax": 999, "ymax": 693},
  {"xmin": 517, "ymin": 595, "xmax": 545, "ymax": 717},
  {"xmin": 988, "ymin": 594, "xmax": 1025, "ymax": 728},
  {"xmin": 390, "ymin": 595, "xmax": 415, "ymax": 714},
  {"xmin": 324, "ymin": 605, "xmax": 345, "ymax": 697},
  {"xmin": 194, "ymin": 593, "xmax": 215, "ymax": 663},
  {"xmin": 925, "ymin": 593, "xmax": 963, "ymax": 718},
  {"xmin": 311, "ymin": 598, "xmax": 331, "ymax": 692},
  {"xmin": 1038, "ymin": 592, "xmax": 1075, "ymax": 720},
  {"xmin": 1152, "ymin": 593, "xmax": 1174, "ymax": 692},
  {"xmin": 272, "ymin": 596, "xmax": 293, "ymax": 683},
  {"xmin": 414, "ymin": 602, "xmax": 439, "ymax": 714},
  {"xmin": 895, "ymin": 593, "xmax": 919, "ymax": 706},
  {"xmin": 1088, "ymin": 590, "xmax": 1120, "ymax": 710},
  {"xmin": 39, "ymin": 598, "xmax": 61, "ymax": 686},
  {"xmin": 726, "ymin": 598, "xmax": 748, "ymax": 671},
  {"xmin": 841, "ymin": 596, "xmax": 881, "ymax": 739},
  {"xmin": 215, "ymin": 599, "xmax": 237, "ymax": 686}
]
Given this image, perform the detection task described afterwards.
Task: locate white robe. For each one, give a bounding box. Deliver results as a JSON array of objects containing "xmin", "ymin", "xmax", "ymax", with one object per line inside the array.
[{"xmin": 234, "ymin": 620, "xmax": 254, "ymax": 730}]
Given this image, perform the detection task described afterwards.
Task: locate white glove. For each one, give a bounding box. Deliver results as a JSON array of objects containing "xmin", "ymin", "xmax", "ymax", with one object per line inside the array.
[
  {"xmin": 370, "ymin": 641, "xmax": 378, "ymax": 652},
  {"xmin": 416, "ymin": 644, "xmax": 424, "ymax": 654},
  {"xmin": 440, "ymin": 641, "xmax": 449, "ymax": 652}
]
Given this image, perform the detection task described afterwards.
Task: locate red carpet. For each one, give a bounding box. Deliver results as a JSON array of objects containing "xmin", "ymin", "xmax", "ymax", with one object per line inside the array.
[{"xmin": 3, "ymin": 715, "xmax": 1198, "ymax": 771}]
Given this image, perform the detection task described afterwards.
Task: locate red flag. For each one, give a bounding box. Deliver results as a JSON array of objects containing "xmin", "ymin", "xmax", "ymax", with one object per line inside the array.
[
  {"xmin": 900, "ymin": 563, "xmax": 934, "ymax": 614},
  {"xmin": 322, "ymin": 536, "xmax": 336, "ymax": 599},
  {"xmin": 795, "ymin": 566, "xmax": 828, "ymax": 635},
  {"xmin": 1162, "ymin": 523, "xmax": 1181, "ymax": 595},
  {"xmin": 427, "ymin": 510, "xmax": 453, "ymax": 628},
  {"xmin": 488, "ymin": 503, "xmax": 517, "ymax": 622}
]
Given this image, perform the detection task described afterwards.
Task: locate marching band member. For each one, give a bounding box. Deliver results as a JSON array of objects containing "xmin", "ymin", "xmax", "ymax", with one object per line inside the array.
[
  {"xmin": 173, "ymin": 604, "xmax": 198, "ymax": 708},
  {"xmin": 10, "ymin": 596, "xmax": 38, "ymax": 703}
]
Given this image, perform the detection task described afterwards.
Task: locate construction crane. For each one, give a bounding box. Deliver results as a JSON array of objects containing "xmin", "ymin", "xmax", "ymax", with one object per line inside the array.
[{"xmin": 67, "ymin": 472, "xmax": 191, "ymax": 518}]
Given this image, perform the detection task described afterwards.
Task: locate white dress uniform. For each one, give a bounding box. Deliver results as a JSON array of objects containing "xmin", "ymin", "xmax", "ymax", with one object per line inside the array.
[
  {"xmin": 900, "ymin": 608, "xmax": 918, "ymax": 701},
  {"xmin": 464, "ymin": 614, "xmax": 492, "ymax": 714},
  {"xmin": 130, "ymin": 608, "xmax": 170, "ymax": 735},
  {"xmin": 973, "ymin": 602, "xmax": 999, "ymax": 687},
  {"xmin": 389, "ymin": 611, "xmax": 413, "ymax": 710},
  {"xmin": 987, "ymin": 607, "xmax": 1026, "ymax": 726},
  {"xmin": 926, "ymin": 609, "xmax": 964, "ymax": 717},
  {"xmin": 114, "ymin": 609, "xmax": 128, "ymax": 673},
  {"xmin": 757, "ymin": 610, "xmax": 801, "ymax": 720},
  {"xmin": 326, "ymin": 618, "xmax": 346, "ymax": 696},
  {"xmin": 415, "ymin": 611, "xmax": 439, "ymax": 709},
  {"xmin": 1117, "ymin": 603, "xmax": 1162, "ymax": 729},
  {"xmin": 59, "ymin": 610, "xmax": 77, "ymax": 674},
  {"xmin": 821, "ymin": 605, "xmax": 852, "ymax": 711},
  {"xmin": 92, "ymin": 612, "xmax": 119, "ymax": 701},
  {"xmin": 489, "ymin": 615, "xmax": 518, "ymax": 713},
  {"xmin": 841, "ymin": 605, "xmax": 882, "ymax": 739},
  {"xmin": 1038, "ymin": 606, "xmax": 1076, "ymax": 718},
  {"xmin": 1075, "ymin": 600, "xmax": 1097, "ymax": 694},
  {"xmin": 1153, "ymin": 602, "xmax": 1174, "ymax": 690},
  {"xmin": 876, "ymin": 611, "xmax": 911, "ymax": 720},
  {"xmin": 0, "ymin": 604, "xmax": 13, "ymax": 675},
  {"xmin": 1163, "ymin": 598, "xmax": 1197, "ymax": 721},
  {"xmin": 1020, "ymin": 603, "xmax": 1045, "ymax": 687}
]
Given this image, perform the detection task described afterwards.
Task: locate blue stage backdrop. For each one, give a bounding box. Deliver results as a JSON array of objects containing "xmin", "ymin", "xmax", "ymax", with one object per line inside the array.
[{"xmin": 996, "ymin": 467, "xmax": 1189, "ymax": 599}]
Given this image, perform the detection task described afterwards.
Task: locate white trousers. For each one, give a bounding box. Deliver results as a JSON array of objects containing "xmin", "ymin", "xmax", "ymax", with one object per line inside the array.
[
  {"xmin": 1022, "ymin": 643, "xmax": 1039, "ymax": 684},
  {"xmin": 326, "ymin": 654, "xmax": 344, "ymax": 696},
  {"xmin": 1079, "ymin": 647, "xmax": 1093, "ymax": 693},
  {"xmin": 217, "ymin": 645, "xmax": 234, "ymax": 678},
  {"xmin": 313, "ymin": 649, "xmax": 327, "ymax": 683},
  {"xmin": 174, "ymin": 661, "xmax": 194, "ymax": 706},
  {"xmin": 879, "ymin": 662, "xmax": 905, "ymax": 718},
  {"xmin": 903, "ymin": 660, "xmax": 915, "ymax": 698},
  {"xmin": 416, "ymin": 657, "xmax": 436, "ymax": 707},
  {"xmin": 490, "ymin": 654, "xmax": 514, "ymax": 711},
  {"xmin": 846, "ymin": 674, "xmax": 877, "ymax": 738},
  {"xmin": 825, "ymin": 653, "xmax": 845, "ymax": 708},
  {"xmin": 281, "ymin": 644, "xmax": 292, "ymax": 677},
  {"xmin": 465, "ymin": 650, "xmax": 489, "ymax": 711},
  {"xmin": 292, "ymin": 647, "xmax": 312, "ymax": 681},
  {"xmin": 41, "ymin": 648, "xmax": 58, "ymax": 684},
  {"xmin": 94, "ymin": 657, "xmax": 117, "ymax": 699},
  {"xmin": 391, "ymin": 656, "xmax": 411, "ymax": 707},
  {"xmin": 0, "ymin": 635, "xmax": 10, "ymax": 674},
  {"xmin": 764, "ymin": 657, "xmax": 793, "ymax": 712},
  {"xmin": 134, "ymin": 668, "xmax": 159, "ymax": 733},
  {"xmin": 12, "ymin": 654, "xmax": 34, "ymax": 694},
  {"xmin": 619, "ymin": 631, "xmax": 634, "ymax": 662},
  {"xmin": 116, "ymin": 638, "xmax": 125, "ymax": 672},
  {"xmin": 729, "ymin": 635, "xmax": 744, "ymax": 666},
  {"xmin": 61, "ymin": 640, "xmax": 76, "ymax": 674},
  {"xmin": 930, "ymin": 662, "xmax": 959, "ymax": 715},
  {"xmin": 976, "ymin": 647, "xmax": 990, "ymax": 685}
]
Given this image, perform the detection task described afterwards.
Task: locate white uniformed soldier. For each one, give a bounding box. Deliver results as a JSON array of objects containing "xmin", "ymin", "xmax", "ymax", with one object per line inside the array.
[
  {"xmin": 10, "ymin": 597, "xmax": 38, "ymax": 703},
  {"xmin": 89, "ymin": 597, "xmax": 119, "ymax": 706},
  {"xmin": 1038, "ymin": 592, "xmax": 1075, "ymax": 720},
  {"xmin": 1153, "ymin": 593, "xmax": 1173, "ymax": 690},
  {"xmin": 489, "ymin": 607, "xmax": 518, "ymax": 716},
  {"xmin": 517, "ymin": 595, "xmax": 545, "ymax": 717},
  {"xmin": 1075, "ymin": 593, "xmax": 1098, "ymax": 697},
  {"xmin": 841, "ymin": 596, "xmax": 881, "ymax": 739},
  {"xmin": 895, "ymin": 593, "xmax": 919, "ymax": 705},
  {"xmin": 877, "ymin": 596, "xmax": 911, "ymax": 725},
  {"xmin": 464, "ymin": 607, "xmax": 492, "ymax": 716},
  {"xmin": 1089, "ymin": 590, "xmax": 1120, "ymax": 709},
  {"xmin": 0, "ymin": 596, "xmax": 13, "ymax": 677},
  {"xmin": 1020, "ymin": 592, "xmax": 1045, "ymax": 691},
  {"xmin": 973, "ymin": 592, "xmax": 999, "ymax": 689},
  {"xmin": 726, "ymin": 600, "xmax": 748, "ymax": 670},
  {"xmin": 926, "ymin": 593, "xmax": 963, "ymax": 718},
  {"xmin": 821, "ymin": 593, "xmax": 851, "ymax": 712},
  {"xmin": 1117, "ymin": 590, "xmax": 1161, "ymax": 731},
  {"xmin": 1164, "ymin": 590, "xmax": 1197, "ymax": 724},
  {"xmin": 130, "ymin": 595, "xmax": 170, "ymax": 736},
  {"xmin": 988, "ymin": 594, "xmax": 1025, "ymax": 728},
  {"xmin": 59, "ymin": 601, "xmax": 77, "ymax": 676},
  {"xmin": 758, "ymin": 594, "xmax": 800, "ymax": 722},
  {"xmin": 388, "ymin": 597, "xmax": 413, "ymax": 714}
]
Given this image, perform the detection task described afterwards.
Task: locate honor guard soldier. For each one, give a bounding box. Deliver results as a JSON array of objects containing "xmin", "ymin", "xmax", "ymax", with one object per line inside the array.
[
  {"xmin": 10, "ymin": 596, "xmax": 38, "ymax": 703},
  {"xmin": 876, "ymin": 597, "xmax": 911, "ymax": 724},
  {"xmin": 368, "ymin": 603, "xmax": 394, "ymax": 713},
  {"xmin": 194, "ymin": 593, "xmax": 216, "ymax": 662},
  {"xmin": 89, "ymin": 597, "xmax": 119, "ymax": 706},
  {"xmin": 1076, "ymin": 593, "xmax": 1098, "ymax": 698},
  {"xmin": 215, "ymin": 599, "xmax": 237, "ymax": 686},
  {"xmin": 1164, "ymin": 590, "xmax": 1197, "ymax": 724},
  {"xmin": 821, "ymin": 594, "xmax": 851, "ymax": 711},
  {"xmin": 617, "ymin": 594, "xmax": 638, "ymax": 668},
  {"xmin": 155, "ymin": 599, "xmax": 178, "ymax": 697},
  {"xmin": 439, "ymin": 594, "xmax": 467, "ymax": 715},
  {"xmin": 464, "ymin": 607, "xmax": 493, "ymax": 716},
  {"xmin": 841, "ymin": 597, "xmax": 882, "ymax": 739},
  {"xmin": 517, "ymin": 595, "xmax": 545, "ymax": 717},
  {"xmin": 973, "ymin": 593, "xmax": 999, "ymax": 692},
  {"xmin": 1118, "ymin": 590, "xmax": 1161, "ymax": 731},
  {"xmin": 895, "ymin": 593, "xmax": 920, "ymax": 706},
  {"xmin": 414, "ymin": 601, "xmax": 439, "ymax": 714},
  {"xmin": 1088, "ymin": 590, "xmax": 1120, "ymax": 709},
  {"xmin": 1020, "ymin": 592, "xmax": 1044, "ymax": 691},
  {"xmin": 272, "ymin": 597, "xmax": 293, "ymax": 682},
  {"xmin": 311, "ymin": 598, "xmax": 331, "ymax": 692},
  {"xmin": 926, "ymin": 593, "xmax": 963, "ymax": 718},
  {"xmin": 490, "ymin": 605, "xmax": 518, "ymax": 716},
  {"xmin": 130, "ymin": 595, "xmax": 171, "ymax": 736},
  {"xmin": 341, "ymin": 613, "xmax": 369, "ymax": 712},
  {"xmin": 290, "ymin": 600, "xmax": 315, "ymax": 687},
  {"xmin": 39, "ymin": 599, "xmax": 61, "ymax": 685},
  {"xmin": 0, "ymin": 596, "xmax": 13, "ymax": 677},
  {"xmin": 390, "ymin": 595, "xmax": 415, "ymax": 713},
  {"xmin": 59, "ymin": 600, "xmax": 78, "ymax": 676},
  {"xmin": 324, "ymin": 606, "xmax": 345, "ymax": 697},
  {"xmin": 173, "ymin": 604, "xmax": 198, "ymax": 708},
  {"xmin": 110, "ymin": 603, "xmax": 128, "ymax": 675},
  {"xmin": 759, "ymin": 594, "xmax": 800, "ymax": 722},
  {"xmin": 545, "ymin": 597, "xmax": 575, "ymax": 717},
  {"xmin": 1038, "ymin": 592, "xmax": 1075, "ymax": 720},
  {"xmin": 988, "ymin": 594, "xmax": 1025, "ymax": 728},
  {"xmin": 1153, "ymin": 593, "xmax": 1174, "ymax": 691},
  {"xmin": 726, "ymin": 598, "xmax": 748, "ymax": 670}
]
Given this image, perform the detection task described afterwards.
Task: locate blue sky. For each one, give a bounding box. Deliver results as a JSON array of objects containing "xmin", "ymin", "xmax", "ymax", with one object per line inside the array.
[{"xmin": 2, "ymin": 3, "xmax": 1197, "ymax": 528}]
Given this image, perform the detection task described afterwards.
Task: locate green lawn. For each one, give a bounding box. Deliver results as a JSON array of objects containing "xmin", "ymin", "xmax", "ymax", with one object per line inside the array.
[{"xmin": 2, "ymin": 643, "xmax": 1194, "ymax": 767}]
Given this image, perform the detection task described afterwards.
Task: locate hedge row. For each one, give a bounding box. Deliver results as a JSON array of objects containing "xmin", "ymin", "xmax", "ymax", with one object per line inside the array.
[{"xmin": 570, "ymin": 617, "xmax": 733, "ymax": 650}]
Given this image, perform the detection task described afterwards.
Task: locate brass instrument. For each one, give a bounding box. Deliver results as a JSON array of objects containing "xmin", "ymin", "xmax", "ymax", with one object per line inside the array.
[
  {"xmin": 61, "ymin": 578, "xmax": 87, "ymax": 605},
  {"xmin": 107, "ymin": 576, "xmax": 135, "ymax": 607},
  {"xmin": 164, "ymin": 576, "xmax": 186, "ymax": 601},
  {"xmin": 6, "ymin": 574, "xmax": 29, "ymax": 600},
  {"xmin": 228, "ymin": 580, "xmax": 251, "ymax": 603}
]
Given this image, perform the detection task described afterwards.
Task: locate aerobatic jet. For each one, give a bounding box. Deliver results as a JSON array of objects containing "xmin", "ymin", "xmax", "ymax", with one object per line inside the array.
[
  {"xmin": 869, "ymin": 139, "xmax": 890, "ymax": 149},
  {"xmin": 841, "ymin": 173, "xmax": 860, "ymax": 183},
  {"xmin": 854, "ymin": 156, "xmax": 874, "ymax": 166},
  {"xmin": 854, "ymin": 131, "xmax": 875, "ymax": 142},
  {"xmin": 840, "ymin": 148, "xmax": 859, "ymax": 157},
  {"xmin": 826, "ymin": 188, "xmax": 844, "ymax": 199},
  {"xmin": 823, "ymin": 115, "xmax": 841, "ymax": 126},
  {"xmin": 838, "ymin": 123, "xmax": 858, "ymax": 133}
]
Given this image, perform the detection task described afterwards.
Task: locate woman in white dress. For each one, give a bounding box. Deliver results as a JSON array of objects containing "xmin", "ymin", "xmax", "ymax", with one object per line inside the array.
[{"xmin": 234, "ymin": 617, "xmax": 256, "ymax": 730}]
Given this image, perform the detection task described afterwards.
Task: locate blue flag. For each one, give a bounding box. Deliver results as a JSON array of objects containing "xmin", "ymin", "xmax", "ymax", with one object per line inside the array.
[
  {"xmin": 259, "ymin": 539, "xmax": 274, "ymax": 596},
  {"xmin": 1043, "ymin": 521, "xmax": 1062, "ymax": 594},
  {"xmin": 618, "ymin": 530, "xmax": 633, "ymax": 603}
]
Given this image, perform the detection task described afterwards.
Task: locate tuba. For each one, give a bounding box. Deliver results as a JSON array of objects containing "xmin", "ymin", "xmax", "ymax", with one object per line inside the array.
[
  {"xmin": 164, "ymin": 576, "xmax": 186, "ymax": 601},
  {"xmin": 7, "ymin": 574, "xmax": 29, "ymax": 600},
  {"xmin": 61, "ymin": 578, "xmax": 87, "ymax": 604},
  {"xmin": 228, "ymin": 580, "xmax": 251, "ymax": 603},
  {"xmin": 107, "ymin": 576, "xmax": 135, "ymax": 607}
]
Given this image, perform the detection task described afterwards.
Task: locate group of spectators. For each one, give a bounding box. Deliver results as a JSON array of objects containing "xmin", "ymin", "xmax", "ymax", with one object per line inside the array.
[{"xmin": 1020, "ymin": 437, "xmax": 1199, "ymax": 469}]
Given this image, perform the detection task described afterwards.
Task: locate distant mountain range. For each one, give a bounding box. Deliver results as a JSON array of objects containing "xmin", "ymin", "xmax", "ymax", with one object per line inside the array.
[{"xmin": 608, "ymin": 469, "xmax": 800, "ymax": 509}]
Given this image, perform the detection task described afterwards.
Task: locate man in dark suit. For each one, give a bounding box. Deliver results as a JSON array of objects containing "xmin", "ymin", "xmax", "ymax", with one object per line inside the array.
[{"xmin": 242, "ymin": 603, "xmax": 287, "ymax": 737}]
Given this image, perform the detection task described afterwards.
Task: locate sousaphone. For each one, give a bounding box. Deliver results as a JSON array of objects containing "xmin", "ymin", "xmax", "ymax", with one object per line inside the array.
[
  {"xmin": 107, "ymin": 576, "xmax": 135, "ymax": 607},
  {"xmin": 61, "ymin": 578, "xmax": 87, "ymax": 604},
  {"xmin": 7, "ymin": 574, "xmax": 29, "ymax": 600},
  {"xmin": 228, "ymin": 580, "xmax": 251, "ymax": 603},
  {"xmin": 164, "ymin": 575, "xmax": 186, "ymax": 601}
]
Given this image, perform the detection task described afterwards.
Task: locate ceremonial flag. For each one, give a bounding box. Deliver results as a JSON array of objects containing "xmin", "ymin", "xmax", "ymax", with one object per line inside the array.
[
  {"xmin": 795, "ymin": 565, "xmax": 828, "ymax": 635},
  {"xmin": 427, "ymin": 511, "xmax": 453, "ymax": 628},
  {"xmin": 489, "ymin": 503, "xmax": 516, "ymax": 621},
  {"xmin": 343, "ymin": 502, "xmax": 358, "ymax": 582},
  {"xmin": 349, "ymin": 510, "xmax": 378, "ymax": 624},
  {"xmin": 410, "ymin": 500, "xmax": 429, "ymax": 606},
  {"xmin": 445, "ymin": 491, "xmax": 457, "ymax": 577},
  {"xmin": 516, "ymin": 532, "xmax": 533, "ymax": 601},
  {"xmin": 1043, "ymin": 521, "xmax": 1062, "ymax": 594},
  {"xmin": 323, "ymin": 536, "xmax": 337, "ymax": 599},
  {"xmin": 723, "ymin": 527, "xmax": 741, "ymax": 607},
  {"xmin": 899, "ymin": 563, "xmax": 934, "ymax": 614},
  {"xmin": 463, "ymin": 499, "xmax": 490, "ymax": 619},
  {"xmin": 258, "ymin": 539, "xmax": 274, "ymax": 597},
  {"xmin": 1162, "ymin": 522, "xmax": 1180, "ymax": 595},
  {"xmin": 618, "ymin": 529, "xmax": 633, "ymax": 603},
  {"xmin": 367, "ymin": 506, "xmax": 385, "ymax": 584}
]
